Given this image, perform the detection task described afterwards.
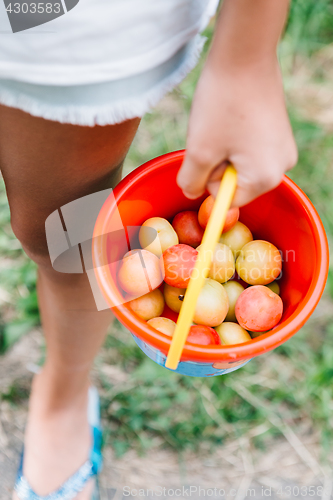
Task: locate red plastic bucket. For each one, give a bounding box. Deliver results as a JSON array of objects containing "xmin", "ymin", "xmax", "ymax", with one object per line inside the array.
[{"xmin": 92, "ymin": 151, "xmax": 329, "ymax": 377}]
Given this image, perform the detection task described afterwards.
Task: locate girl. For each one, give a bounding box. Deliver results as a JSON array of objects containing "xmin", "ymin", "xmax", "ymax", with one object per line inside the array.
[{"xmin": 0, "ymin": 1, "xmax": 297, "ymax": 498}]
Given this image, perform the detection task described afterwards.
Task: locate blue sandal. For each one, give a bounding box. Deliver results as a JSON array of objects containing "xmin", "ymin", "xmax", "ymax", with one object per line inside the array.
[{"xmin": 14, "ymin": 387, "xmax": 103, "ymax": 500}]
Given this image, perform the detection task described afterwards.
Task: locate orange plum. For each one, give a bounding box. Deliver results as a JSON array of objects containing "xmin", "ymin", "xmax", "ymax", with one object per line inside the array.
[
  {"xmin": 197, "ymin": 242, "xmax": 235, "ymax": 283},
  {"xmin": 162, "ymin": 244, "xmax": 198, "ymax": 288},
  {"xmin": 249, "ymin": 330, "xmax": 268, "ymax": 338},
  {"xmin": 163, "ymin": 283, "xmax": 185, "ymax": 313},
  {"xmin": 128, "ymin": 289, "xmax": 164, "ymax": 321},
  {"xmin": 139, "ymin": 217, "xmax": 178, "ymax": 257},
  {"xmin": 266, "ymin": 281, "xmax": 280, "ymax": 295},
  {"xmin": 236, "ymin": 240, "xmax": 282, "ymax": 285},
  {"xmin": 147, "ymin": 317, "xmax": 176, "ymax": 336},
  {"xmin": 219, "ymin": 221, "xmax": 253, "ymax": 258},
  {"xmin": 222, "ymin": 281, "xmax": 245, "ymax": 322},
  {"xmin": 215, "ymin": 322, "xmax": 251, "ymax": 345},
  {"xmin": 172, "ymin": 211, "xmax": 204, "ymax": 248},
  {"xmin": 193, "ymin": 278, "xmax": 229, "ymax": 327},
  {"xmin": 187, "ymin": 325, "xmax": 221, "ymax": 345},
  {"xmin": 235, "ymin": 285, "xmax": 283, "ymax": 332},
  {"xmin": 118, "ymin": 249, "xmax": 163, "ymax": 296},
  {"xmin": 198, "ymin": 195, "xmax": 239, "ymax": 233}
]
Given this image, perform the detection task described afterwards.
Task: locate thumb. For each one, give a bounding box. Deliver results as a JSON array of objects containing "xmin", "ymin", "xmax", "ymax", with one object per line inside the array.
[
  {"xmin": 177, "ymin": 151, "xmax": 212, "ymax": 199},
  {"xmin": 206, "ymin": 161, "xmax": 229, "ymax": 198}
]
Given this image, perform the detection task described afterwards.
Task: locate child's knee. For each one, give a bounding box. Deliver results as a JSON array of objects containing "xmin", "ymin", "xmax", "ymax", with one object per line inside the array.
[{"xmin": 11, "ymin": 215, "xmax": 52, "ymax": 267}]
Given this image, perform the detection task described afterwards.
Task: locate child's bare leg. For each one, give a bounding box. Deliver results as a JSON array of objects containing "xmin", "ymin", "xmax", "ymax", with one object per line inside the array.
[{"xmin": 0, "ymin": 105, "xmax": 140, "ymax": 499}]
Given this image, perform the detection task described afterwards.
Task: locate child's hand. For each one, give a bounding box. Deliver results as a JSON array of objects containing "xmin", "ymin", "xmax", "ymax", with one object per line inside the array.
[
  {"xmin": 177, "ymin": 59, "xmax": 297, "ymax": 207},
  {"xmin": 177, "ymin": 0, "xmax": 297, "ymax": 208}
]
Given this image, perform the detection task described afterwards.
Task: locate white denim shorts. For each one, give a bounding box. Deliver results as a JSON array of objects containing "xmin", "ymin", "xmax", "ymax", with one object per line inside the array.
[{"xmin": 0, "ymin": 36, "xmax": 205, "ymax": 127}]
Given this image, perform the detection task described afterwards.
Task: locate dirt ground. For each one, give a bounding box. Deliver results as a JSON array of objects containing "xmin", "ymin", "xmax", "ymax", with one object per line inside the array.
[{"xmin": 1, "ymin": 329, "xmax": 332, "ymax": 500}]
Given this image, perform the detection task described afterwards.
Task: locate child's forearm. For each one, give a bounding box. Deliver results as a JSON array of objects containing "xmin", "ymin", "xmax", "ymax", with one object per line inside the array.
[
  {"xmin": 209, "ymin": 0, "xmax": 290, "ymax": 69},
  {"xmin": 176, "ymin": 0, "xmax": 297, "ymax": 207}
]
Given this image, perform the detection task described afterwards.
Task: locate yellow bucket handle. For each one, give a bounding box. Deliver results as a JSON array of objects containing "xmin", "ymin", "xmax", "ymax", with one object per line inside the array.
[{"xmin": 165, "ymin": 165, "xmax": 237, "ymax": 370}]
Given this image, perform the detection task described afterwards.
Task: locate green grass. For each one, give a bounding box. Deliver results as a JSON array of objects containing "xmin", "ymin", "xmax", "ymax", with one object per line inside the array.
[
  {"xmin": 98, "ymin": 312, "xmax": 333, "ymax": 458},
  {"xmin": 0, "ymin": 0, "xmax": 333, "ymax": 459},
  {"xmin": 0, "ymin": 180, "xmax": 39, "ymax": 352},
  {"xmin": 285, "ymin": 0, "xmax": 333, "ymax": 55}
]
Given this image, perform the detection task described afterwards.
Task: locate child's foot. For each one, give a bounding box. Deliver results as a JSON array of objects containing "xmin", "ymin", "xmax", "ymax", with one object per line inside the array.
[{"xmin": 13, "ymin": 371, "xmax": 95, "ymax": 500}]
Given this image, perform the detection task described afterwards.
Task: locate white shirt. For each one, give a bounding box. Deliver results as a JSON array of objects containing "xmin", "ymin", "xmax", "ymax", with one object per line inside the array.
[{"xmin": 0, "ymin": 0, "xmax": 219, "ymax": 85}]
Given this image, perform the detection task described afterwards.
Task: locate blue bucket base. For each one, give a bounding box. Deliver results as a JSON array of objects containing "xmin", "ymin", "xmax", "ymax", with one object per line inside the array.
[{"xmin": 132, "ymin": 334, "xmax": 250, "ymax": 377}]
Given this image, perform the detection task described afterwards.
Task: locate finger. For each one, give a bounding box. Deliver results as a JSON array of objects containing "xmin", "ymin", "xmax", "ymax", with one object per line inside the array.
[
  {"xmin": 231, "ymin": 184, "xmax": 255, "ymax": 208},
  {"xmin": 177, "ymin": 151, "xmax": 219, "ymax": 199},
  {"xmin": 285, "ymin": 143, "xmax": 298, "ymax": 172},
  {"xmin": 206, "ymin": 162, "xmax": 229, "ymax": 198},
  {"xmin": 231, "ymin": 161, "xmax": 284, "ymax": 208}
]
